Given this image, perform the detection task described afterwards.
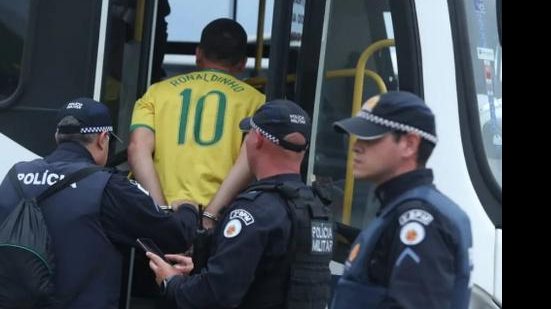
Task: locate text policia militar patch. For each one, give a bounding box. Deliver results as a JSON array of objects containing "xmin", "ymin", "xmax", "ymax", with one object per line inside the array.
[{"xmin": 311, "ymin": 221, "xmax": 333, "ymax": 254}]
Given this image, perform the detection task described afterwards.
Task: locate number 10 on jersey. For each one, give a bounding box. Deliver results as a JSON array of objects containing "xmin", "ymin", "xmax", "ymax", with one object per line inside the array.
[{"xmin": 178, "ymin": 88, "xmax": 227, "ymax": 146}]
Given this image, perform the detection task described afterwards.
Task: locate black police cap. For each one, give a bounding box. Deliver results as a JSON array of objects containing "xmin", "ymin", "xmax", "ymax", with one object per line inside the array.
[
  {"xmin": 240, "ymin": 99, "xmax": 311, "ymax": 152},
  {"xmin": 333, "ymin": 91, "xmax": 437, "ymax": 144}
]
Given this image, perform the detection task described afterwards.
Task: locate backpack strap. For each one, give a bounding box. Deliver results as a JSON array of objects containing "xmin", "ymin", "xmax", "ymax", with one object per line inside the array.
[
  {"xmin": 36, "ymin": 166, "xmax": 104, "ymax": 202},
  {"xmin": 243, "ymin": 183, "xmax": 280, "ymax": 193}
]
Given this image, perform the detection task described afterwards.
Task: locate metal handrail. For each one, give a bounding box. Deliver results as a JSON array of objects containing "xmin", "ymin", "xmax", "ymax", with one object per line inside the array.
[
  {"xmin": 342, "ymin": 38, "xmax": 395, "ymax": 224},
  {"xmin": 325, "ymin": 69, "xmax": 387, "ymax": 93},
  {"xmin": 253, "ymin": 0, "xmax": 266, "ymax": 77},
  {"xmin": 244, "ymin": 69, "xmax": 387, "ymax": 93}
]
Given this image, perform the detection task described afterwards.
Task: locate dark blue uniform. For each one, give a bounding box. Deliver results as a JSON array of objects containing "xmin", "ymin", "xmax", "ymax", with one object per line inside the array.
[
  {"xmin": 165, "ymin": 174, "xmax": 297, "ymax": 309},
  {"xmin": 0, "ymin": 142, "xmax": 197, "ymax": 308},
  {"xmin": 331, "ymin": 169, "xmax": 473, "ymax": 309}
]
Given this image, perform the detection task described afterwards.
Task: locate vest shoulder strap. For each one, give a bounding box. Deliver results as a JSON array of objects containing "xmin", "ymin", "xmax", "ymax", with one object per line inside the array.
[
  {"xmin": 243, "ymin": 183, "xmax": 280, "ymax": 193},
  {"xmin": 244, "ymin": 181, "xmax": 331, "ymax": 220}
]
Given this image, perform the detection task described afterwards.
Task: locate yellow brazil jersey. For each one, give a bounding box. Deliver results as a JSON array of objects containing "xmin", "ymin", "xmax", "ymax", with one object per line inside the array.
[{"xmin": 130, "ymin": 69, "xmax": 265, "ymax": 206}]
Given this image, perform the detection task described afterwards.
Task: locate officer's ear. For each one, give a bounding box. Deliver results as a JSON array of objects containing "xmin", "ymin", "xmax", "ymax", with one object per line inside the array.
[
  {"xmin": 250, "ymin": 130, "xmax": 264, "ymax": 149},
  {"xmin": 97, "ymin": 131, "xmax": 110, "ymax": 151},
  {"xmin": 400, "ymin": 133, "xmax": 421, "ymax": 160}
]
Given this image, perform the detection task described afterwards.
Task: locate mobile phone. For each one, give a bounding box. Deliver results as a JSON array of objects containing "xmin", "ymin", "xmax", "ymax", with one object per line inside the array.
[{"xmin": 136, "ymin": 238, "xmax": 169, "ymax": 263}]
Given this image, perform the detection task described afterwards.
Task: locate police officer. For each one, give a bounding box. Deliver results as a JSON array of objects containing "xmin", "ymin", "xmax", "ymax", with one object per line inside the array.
[
  {"xmin": 0, "ymin": 98, "xmax": 197, "ymax": 308},
  {"xmin": 331, "ymin": 91, "xmax": 473, "ymax": 309},
  {"xmin": 147, "ymin": 100, "xmax": 334, "ymax": 309}
]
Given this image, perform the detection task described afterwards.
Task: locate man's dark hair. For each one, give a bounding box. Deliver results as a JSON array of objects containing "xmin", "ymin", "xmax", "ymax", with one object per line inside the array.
[
  {"xmin": 199, "ymin": 18, "xmax": 247, "ymax": 66},
  {"xmin": 56, "ymin": 116, "xmax": 97, "ymax": 145},
  {"xmin": 391, "ymin": 131, "xmax": 435, "ymax": 167}
]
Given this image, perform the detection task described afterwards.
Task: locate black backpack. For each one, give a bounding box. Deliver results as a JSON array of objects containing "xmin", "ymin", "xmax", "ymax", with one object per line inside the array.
[{"xmin": 0, "ymin": 166, "xmax": 101, "ymax": 309}]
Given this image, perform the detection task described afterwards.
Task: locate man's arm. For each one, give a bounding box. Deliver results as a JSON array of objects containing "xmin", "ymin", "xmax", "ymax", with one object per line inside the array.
[
  {"xmin": 128, "ymin": 127, "xmax": 167, "ymax": 205},
  {"xmin": 203, "ymin": 144, "xmax": 254, "ymax": 228}
]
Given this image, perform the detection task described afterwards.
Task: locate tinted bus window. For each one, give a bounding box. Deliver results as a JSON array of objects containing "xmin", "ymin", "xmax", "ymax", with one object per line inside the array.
[
  {"xmin": 463, "ymin": 0, "xmax": 502, "ymax": 187},
  {"xmin": 0, "ymin": 0, "xmax": 30, "ymax": 101},
  {"xmin": 309, "ymin": 0, "xmax": 399, "ymax": 229}
]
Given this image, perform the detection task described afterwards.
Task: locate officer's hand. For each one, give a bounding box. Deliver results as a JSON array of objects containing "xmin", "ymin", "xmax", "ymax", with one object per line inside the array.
[
  {"xmin": 171, "ymin": 199, "xmax": 199, "ymax": 212},
  {"xmin": 165, "ymin": 254, "xmax": 194, "ymax": 275},
  {"xmin": 146, "ymin": 252, "xmax": 182, "ymax": 286}
]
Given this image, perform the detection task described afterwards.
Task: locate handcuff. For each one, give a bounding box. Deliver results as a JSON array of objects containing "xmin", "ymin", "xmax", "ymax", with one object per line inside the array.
[
  {"xmin": 159, "ymin": 205, "xmax": 173, "ymax": 212},
  {"xmin": 202, "ymin": 211, "xmax": 219, "ymax": 222}
]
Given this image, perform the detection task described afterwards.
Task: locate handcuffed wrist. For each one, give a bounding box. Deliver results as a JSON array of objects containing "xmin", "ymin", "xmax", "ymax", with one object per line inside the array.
[{"xmin": 202, "ymin": 211, "xmax": 219, "ymax": 222}]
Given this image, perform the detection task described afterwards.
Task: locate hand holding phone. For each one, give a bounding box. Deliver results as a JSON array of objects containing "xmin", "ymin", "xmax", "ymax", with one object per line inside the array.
[{"xmin": 136, "ymin": 238, "xmax": 169, "ymax": 263}]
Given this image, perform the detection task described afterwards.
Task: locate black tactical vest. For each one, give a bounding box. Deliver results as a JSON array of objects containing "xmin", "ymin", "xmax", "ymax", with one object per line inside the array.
[{"xmin": 242, "ymin": 181, "xmax": 334, "ymax": 309}]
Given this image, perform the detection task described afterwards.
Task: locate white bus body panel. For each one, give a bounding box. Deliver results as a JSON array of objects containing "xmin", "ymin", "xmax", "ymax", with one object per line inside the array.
[
  {"xmin": 0, "ymin": 133, "xmax": 40, "ymax": 180},
  {"xmin": 495, "ymin": 228, "xmax": 502, "ymax": 302},
  {"xmin": 415, "ymin": 0, "xmax": 499, "ymax": 303}
]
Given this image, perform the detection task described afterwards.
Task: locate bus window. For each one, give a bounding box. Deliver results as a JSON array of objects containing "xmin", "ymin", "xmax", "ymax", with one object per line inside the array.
[
  {"xmin": 272, "ymin": 0, "xmax": 305, "ymax": 101},
  {"xmin": 167, "ymin": 0, "xmax": 274, "ymax": 42},
  {"xmin": 0, "ymin": 0, "xmax": 31, "ymax": 103},
  {"xmin": 461, "ymin": 0, "xmax": 502, "ymax": 188},
  {"xmin": 166, "ymin": 0, "xmax": 237, "ymax": 46},
  {"xmin": 164, "ymin": 0, "xmax": 274, "ymax": 79},
  {"xmin": 309, "ymin": 0, "xmax": 401, "ymax": 233}
]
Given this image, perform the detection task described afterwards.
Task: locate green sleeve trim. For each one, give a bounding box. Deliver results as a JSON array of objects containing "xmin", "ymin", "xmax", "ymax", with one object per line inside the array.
[{"xmin": 129, "ymin": 124, "xmax": 155, "ymax": 133}]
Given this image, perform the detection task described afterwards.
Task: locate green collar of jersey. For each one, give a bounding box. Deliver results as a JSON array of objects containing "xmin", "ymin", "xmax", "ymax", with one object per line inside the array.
[{"xmin": 202, "ymin": 68, "xmax": 232, "ymax": 75}]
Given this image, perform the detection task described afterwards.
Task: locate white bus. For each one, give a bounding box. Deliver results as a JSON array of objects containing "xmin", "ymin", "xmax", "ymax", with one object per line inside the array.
[{"xmin": 0, "ymin": 0, "xmax": 502, "ymax": 308}]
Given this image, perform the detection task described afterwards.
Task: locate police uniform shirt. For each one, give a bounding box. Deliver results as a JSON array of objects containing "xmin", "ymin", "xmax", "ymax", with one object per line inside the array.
[
  {"xmin": 0, "ymin": 142, "xmax": 199, "ymax": 309},
  {"xmin": 165, "ymin": 174, "xmax": 297, "ymax": 308},
  {"xmin": 130, "ymin": 69, "xmax": 265, "ymax": 206},
  {"xmin": 0, "ymin": 142, "xmax": 198, "ymax": 252},
  {"xmin": 367, "ymin": 169, "xmax": 461, "ymax": 308}
]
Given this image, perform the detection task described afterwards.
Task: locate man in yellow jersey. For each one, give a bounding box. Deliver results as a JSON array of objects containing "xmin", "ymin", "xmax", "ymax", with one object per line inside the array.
[{"xmin": 128, "ymin": 18, "xmax": 265, "ymax": 207}]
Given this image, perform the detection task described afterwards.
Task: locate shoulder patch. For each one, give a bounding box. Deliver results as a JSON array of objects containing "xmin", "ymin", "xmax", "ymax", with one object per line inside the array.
[
  {"xmin": 399, "ymin": 222, "xmax": 425, "ymax": 246},
  {"xmin": 398, "ymin": 208, "xmax": 434, "ymax": 226},
  {"xmin": 229, "ymin": 209, "xmax": 255, "ymax": 226},
  {"xmin": 224, "ymin": 219, "xmax": 243, "ymax": 238}
]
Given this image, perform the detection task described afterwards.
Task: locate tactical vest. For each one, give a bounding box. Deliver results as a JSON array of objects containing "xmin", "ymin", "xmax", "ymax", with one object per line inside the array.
[
  {"xmin": 331, "ymin": 186, "xmax": 472, "ymax": 309},
  {"xmin": 241, "ymin": 181, "xmax": 335, "ymax": 309},
  {"xmin": 8, "ymin": 159, "xmax": 120, "ymax": 308}
]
